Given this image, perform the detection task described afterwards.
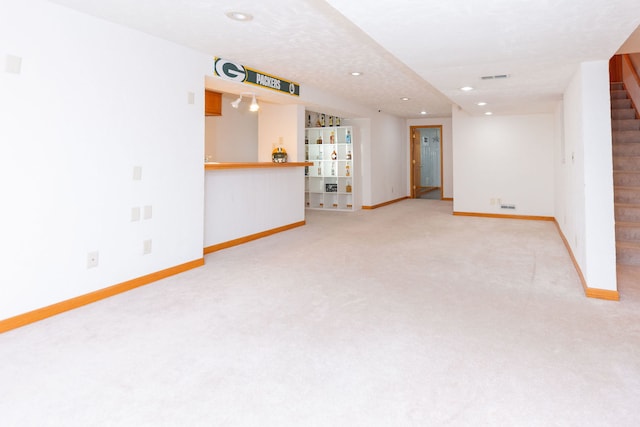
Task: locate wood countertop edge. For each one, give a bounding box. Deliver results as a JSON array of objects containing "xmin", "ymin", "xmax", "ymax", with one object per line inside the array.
[{"xmin": 205, "ymin": 162, "xmax": 313, "ymax": 170}]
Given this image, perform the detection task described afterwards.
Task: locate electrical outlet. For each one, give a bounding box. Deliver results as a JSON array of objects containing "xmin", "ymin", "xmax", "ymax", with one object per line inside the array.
[
  {"xmin": 87, "ymin": 251, "xmax": 99, "ymax": 268},
  {"xmin": 143, "ymin": 239, "xmax": 152, "ymax": 255}
]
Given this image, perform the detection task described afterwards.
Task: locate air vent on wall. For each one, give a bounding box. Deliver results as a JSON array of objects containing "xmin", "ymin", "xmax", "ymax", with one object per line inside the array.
[{"xmin": 481, "ymin": 74, "xmax": 509, "ymax": 80}]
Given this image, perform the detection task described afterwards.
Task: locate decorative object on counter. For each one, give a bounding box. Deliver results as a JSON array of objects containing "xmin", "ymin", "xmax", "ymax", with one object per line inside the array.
[{"xmin": 271, "ymin": 146, "xmax": 287, "ymax": 163}]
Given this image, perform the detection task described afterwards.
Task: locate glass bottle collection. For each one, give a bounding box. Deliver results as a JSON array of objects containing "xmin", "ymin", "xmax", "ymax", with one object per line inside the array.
[
  {"xmin": 307, "ymin": 112, "xmax": 342, "ymax": 128},
  {"xmin": 304, "ymin": 121, "xmax": 354, "ymax": 210}
]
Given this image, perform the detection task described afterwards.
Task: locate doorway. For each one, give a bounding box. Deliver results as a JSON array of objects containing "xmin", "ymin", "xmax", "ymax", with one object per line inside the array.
[{"xmin": 410, "ymin": 125, "xmax": 443, "ymax": 199}]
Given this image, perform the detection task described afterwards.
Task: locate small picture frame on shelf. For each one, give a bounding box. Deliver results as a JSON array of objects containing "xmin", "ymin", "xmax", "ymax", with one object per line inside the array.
[{"xmin": 325, "ymin": 183, "xmax": 337, "ymax": 192}]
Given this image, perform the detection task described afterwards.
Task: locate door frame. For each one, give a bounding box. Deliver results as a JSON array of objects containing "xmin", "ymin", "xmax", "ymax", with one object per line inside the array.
[{"xmin": 410, "ymin": 125, "xmax": 444, "ymax": 199}]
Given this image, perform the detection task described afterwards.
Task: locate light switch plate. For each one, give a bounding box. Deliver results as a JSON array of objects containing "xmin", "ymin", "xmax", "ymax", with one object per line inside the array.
[
  {"xmin": 131, "ymin": 206, "xmax": 141, "ymax": 222},
  {"xmin": 133, "ymin": 166, "xmax": 142, "ymax": 181},
  {"xmin": 5, "ymin": 55, "xmax": 22, "ymax": 74}
]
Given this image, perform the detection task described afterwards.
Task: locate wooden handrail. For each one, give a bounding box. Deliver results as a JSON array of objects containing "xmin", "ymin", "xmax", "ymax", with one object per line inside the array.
[
  {"xmin": 621, "ymin": 54, "xmax": 640, "ymax": 119},
  {"xmin": 623, "ymin": 54, "xmax": 640, "ymax": 87}
]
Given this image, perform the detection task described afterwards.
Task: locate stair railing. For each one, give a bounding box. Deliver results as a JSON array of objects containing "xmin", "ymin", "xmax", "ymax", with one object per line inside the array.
[{"xmin": 621, "ymin": 54, "xmax": 640, "ymax": 119}]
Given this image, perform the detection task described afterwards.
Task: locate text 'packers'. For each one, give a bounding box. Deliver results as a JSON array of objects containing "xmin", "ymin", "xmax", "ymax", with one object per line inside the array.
[{"xmin": 256, "ymin": 73, "xmax": 281, "ymax": 90}]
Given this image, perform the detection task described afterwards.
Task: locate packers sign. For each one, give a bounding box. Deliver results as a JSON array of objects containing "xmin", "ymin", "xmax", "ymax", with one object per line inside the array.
[{"xmin": 214, "ymin": 57, "xmax": 300, "ymax": 97}]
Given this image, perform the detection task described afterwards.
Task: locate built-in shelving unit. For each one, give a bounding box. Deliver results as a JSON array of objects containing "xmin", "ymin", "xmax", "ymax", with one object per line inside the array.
[{"xmin": 305, "ymin": 126, "xmax": 354, "ymax": 210}]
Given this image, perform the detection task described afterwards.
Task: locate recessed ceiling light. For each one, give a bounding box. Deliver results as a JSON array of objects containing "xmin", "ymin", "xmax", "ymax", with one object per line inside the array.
[
  {"xmin": 484, "ymin": 111, "xmax": 493, "ymax": 115},
  {"xmin": 476, "ymin": 101, "xmax": 487, "ymax": 106},
  {"xmin": 351, "ymin": 72, "xmax": 362, "ymax": 76},
  {"xmin": 420, "ymin": 111, "xmax": 427, "ymax": 115},
  {"xmin": 401, "ymin": 97, "xmax": 410, "ymax": 101},
  {"xmin": 460, "ymin": 86, "xmax": 474, "ymax": 91},
  {"xmin": 225, "ymin": 11, "xmax": 253, "ymax": 21}
]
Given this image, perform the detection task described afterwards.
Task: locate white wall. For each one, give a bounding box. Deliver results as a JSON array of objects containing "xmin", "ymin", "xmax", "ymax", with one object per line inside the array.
[
  {"xmin": 205, "ymin": 94, "xmax": 258, "ymax": 162},
  {"xmin": 557, "ymin": 61, "xmax": 616, "ymax": 291},
  {"xmin": 258, "ymin": 103, "xmax": 305, "ymax": 162},
  {"xmin": 344, "ymin": 113, "xmax": 407, "ymax": 207},
  {"xmin": 407, "ymin": 117, "xmax": 453, "ymax": 199},
  {"xmin": 0, "ymin": 0, "xmax": 210, "ymax": 320},
  {"xmin": 452, "ymin": 109, "xmax": 555, "ymax": 216}
]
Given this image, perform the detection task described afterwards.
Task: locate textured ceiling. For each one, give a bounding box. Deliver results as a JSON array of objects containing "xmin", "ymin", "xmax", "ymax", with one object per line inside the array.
[{"xmin": 48, "ymin": 0, "xmax": 640, "ymax": 118}]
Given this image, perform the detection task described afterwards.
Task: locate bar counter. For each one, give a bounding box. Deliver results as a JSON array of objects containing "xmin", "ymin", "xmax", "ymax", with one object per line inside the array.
[{"xmin": 204, "ymin": 162, "xmax": 313, "ymax": 253}]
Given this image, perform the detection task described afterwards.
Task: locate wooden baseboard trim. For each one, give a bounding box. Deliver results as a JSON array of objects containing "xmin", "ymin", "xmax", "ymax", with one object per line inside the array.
[
  {"xmin": 553, "ymin": 220, "xmax": 620, "ymax": 301},
  {"xmin": 453, "ymin": 211, "xmax": 554, "ymax": 221},
  {"xmin": 442, "ymin": 197, "xmax": 453, "ymax": 201},
  {"xmin": 362, "ymin": 197, "xmax": 409, "ymax": 210},
  {"xmin": 204, "ymin": 221, "xmax": 305, "ymax": 254},
  {"xmin": 0, "ymin": 258, "xmax": 205, "ymax": 334}
]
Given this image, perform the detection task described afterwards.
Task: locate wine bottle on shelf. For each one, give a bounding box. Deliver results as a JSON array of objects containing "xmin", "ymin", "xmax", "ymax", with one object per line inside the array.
[
  {"xmin": 329, "ymin": 116, "xmax": 334, "ymax": 127},
  {"xmin": 345, "ymin": 164, "xmax": 350, "ymax": 176},
  {"xmin": 320, "ymin": 114, "xmax": 325, "ymax": 127},
  {"xmin": 331, "ymin": 163, "xmax": 336, "ymax": 176},
  {"xmin": 330, "ymin": 131, "xmax": 335, "ymax": 144},
  {"xmin": 346, "ymin": 130, "xmax": 351, "ymax": 144},
  {"xmin": 346, "ymin": 181, "xmax": 352, "ymax": 193},
  {"xmin": 336, "ymin": 117, "xmax": 341, "ymax": 127},
  {"xmin": 307, "ymin": 114, "xmax": 312, "ymax": 127},
  {"xmin": 331, "ymin": 149, "xmax": 337, "ymax": 160},
  {"xmin": 346, "ymin": 149, "xmax": 352, "ymax": 160}
]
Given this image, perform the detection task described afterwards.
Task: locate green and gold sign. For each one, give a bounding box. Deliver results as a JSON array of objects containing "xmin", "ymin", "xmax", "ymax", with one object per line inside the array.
[{"xmin": 214, "ymin": 57, "xmax": 300, "ymax": 96}]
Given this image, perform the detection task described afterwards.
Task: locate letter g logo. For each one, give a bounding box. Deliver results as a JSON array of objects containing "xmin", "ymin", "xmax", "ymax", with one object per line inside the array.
[{"xmin": 214, "ymin": 58, "xmax": 247, "ymax": 82}]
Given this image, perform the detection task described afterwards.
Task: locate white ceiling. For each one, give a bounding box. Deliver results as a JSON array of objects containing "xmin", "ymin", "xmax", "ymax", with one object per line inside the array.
[{"xmin": 48, "ymin": 0, "xmax": 640, "ymax": 118}]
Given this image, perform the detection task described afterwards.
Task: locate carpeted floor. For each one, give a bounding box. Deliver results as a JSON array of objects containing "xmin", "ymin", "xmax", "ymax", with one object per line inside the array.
[{"xmin": 1, "ymin": 199, "xmax": 639, "ymax": 426}]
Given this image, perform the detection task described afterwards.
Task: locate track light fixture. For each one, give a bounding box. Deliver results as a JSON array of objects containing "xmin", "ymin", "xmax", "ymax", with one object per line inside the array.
[
  {"xmin": 229, "ymin": 92, "xmax": 259, "ymax": 112},
  {"xmin": 249, "ymin": 94, "xmax": 259, "ymax": 111},
  {"xmin": 231, "ymin": 95, "xmax": 242, "ymax": 109}
]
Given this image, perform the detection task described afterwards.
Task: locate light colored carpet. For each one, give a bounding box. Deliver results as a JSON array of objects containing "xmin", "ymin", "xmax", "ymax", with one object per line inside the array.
[{"xmin": 1, "ymin": 200, "xmax": 639, "ymax": 426}]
